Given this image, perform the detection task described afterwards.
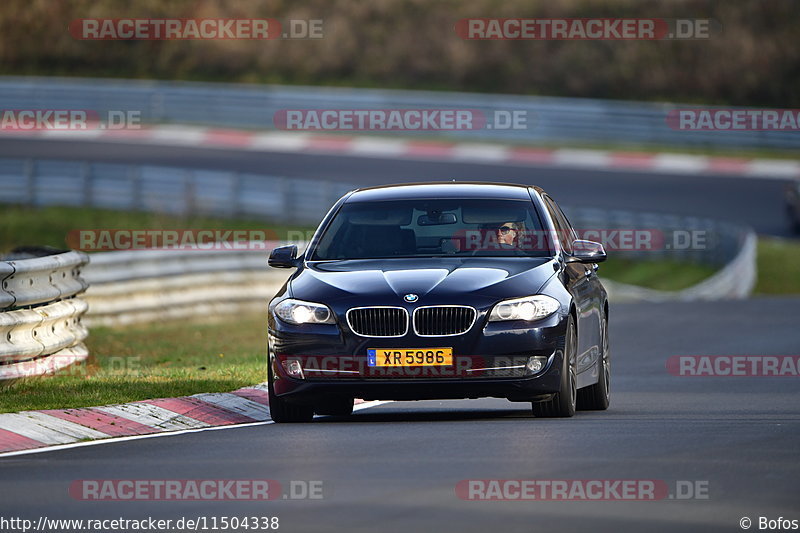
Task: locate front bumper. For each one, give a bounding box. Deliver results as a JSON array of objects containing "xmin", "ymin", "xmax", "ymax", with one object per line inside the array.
[{"xmin": 268, "ymin": 311, "xmax": 568, "ymax": 403}]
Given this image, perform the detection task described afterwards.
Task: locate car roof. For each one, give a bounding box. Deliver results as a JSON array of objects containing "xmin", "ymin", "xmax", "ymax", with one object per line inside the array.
[{"xmin": 345, "ymin": 182, "xmax": 545, "ymax": 203}]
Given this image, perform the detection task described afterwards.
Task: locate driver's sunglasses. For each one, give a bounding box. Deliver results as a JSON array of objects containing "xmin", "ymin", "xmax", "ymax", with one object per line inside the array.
[{"xmin": 498, "ymin": 226, "xmax": 516, "ymax": 234}]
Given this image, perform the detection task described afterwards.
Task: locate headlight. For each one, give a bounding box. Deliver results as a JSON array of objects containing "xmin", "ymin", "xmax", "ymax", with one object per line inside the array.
[
  {"xmin": 275, "ymin": 298, "xmax": 335, "ymax": 325},
  {"xmin": 488, "ymin": 295, "xmax": 560, "ymax": 322}
]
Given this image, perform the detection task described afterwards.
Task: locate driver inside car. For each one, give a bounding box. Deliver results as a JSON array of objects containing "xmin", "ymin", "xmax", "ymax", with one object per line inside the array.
[{"xmin": 497, "ymin": 221, "xmax": 520, "ymax": 248}]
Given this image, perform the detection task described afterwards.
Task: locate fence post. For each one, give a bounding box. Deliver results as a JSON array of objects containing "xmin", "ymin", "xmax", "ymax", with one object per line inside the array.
[
  {"xmin": 24, "ymin": 159, "xmax": 35, "ymax": 207},
  {"xmin": 184, "ymin": 169, "xmax": 195, "ymax": 216},
  {"xmin": 231, "ymin": 172, "xmax": 242, "ymax": 219},
  {"xmin": 81, "ymin": 162, "xmax": 92, "ymax": 207},
  {"xmin": 129, "ymin": 165, "xmax": 142, "ymax": 211},
  {"xmin": 279, "ymin": 176, "xmax": 293, "ymax": 223}
]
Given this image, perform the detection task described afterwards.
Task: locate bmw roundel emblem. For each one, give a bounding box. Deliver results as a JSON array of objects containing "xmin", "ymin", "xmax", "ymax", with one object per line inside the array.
[{"xmin": 404, "ymin": 294, "xmax": 419, "ymax": 303}]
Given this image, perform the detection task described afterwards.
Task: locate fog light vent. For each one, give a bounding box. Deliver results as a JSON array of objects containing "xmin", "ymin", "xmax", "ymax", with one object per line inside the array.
[
  {"xmin": 525, "ymin": 356, "xmax": 548, "ymax": 375},
  {"xmin": 281, "ymin": 359, "xmax": 305, "ymax": 379}
]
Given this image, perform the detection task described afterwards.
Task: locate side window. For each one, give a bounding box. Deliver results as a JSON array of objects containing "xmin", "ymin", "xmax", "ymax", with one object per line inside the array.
[{"xmin": 543, "ymin": 195, "xmax": 573, "ymax": 253}]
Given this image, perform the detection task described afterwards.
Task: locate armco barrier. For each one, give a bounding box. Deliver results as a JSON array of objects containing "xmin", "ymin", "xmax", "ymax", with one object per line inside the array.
[
  {"xmin": 0, "ymin": 249, "xmax": 90, "ymax": 380},
  {"xmin": 0, "ymin": 76, "xmax": 797, "ymax": 150},
  {"xmin": 602, "ymin": 230, "xmax": 757, "ymax": 302},
  {"xmin": 566, "ymin": 206, "xmax": 757, "ymax": 301},
  {"xmin": 0, "ymin": 158, "xmax": 353, "ymax": 225},
  {"xmin": 564, "ymin": 207, "xmax": 745, "ymax": 267},
  {"xmin": 81, "ymin": 246, "xmax": 291, "ymax": 327},
  {"xmin": 1, "ymin": 248, "xmax": 88, "ymax": 308}
]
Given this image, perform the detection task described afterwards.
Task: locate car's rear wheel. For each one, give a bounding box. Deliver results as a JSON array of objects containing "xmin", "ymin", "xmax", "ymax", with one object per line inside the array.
[
  {"xmin": 577, "ymin": 312, "xmax": 610, "ymax": 411},
  {"xmin": 268, "ymin": 365, "xmax": 314, "ymax": 423},
  {"xmin": 532, "ymin": 316, "xmax": 577, "ymax": 418},
  {"xmin": 315, "ymin": 397, "xmax": 354, "ymax": 417}
]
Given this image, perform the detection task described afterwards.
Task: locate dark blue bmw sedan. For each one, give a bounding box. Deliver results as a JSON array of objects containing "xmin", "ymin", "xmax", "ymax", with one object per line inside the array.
[{"xmin": 267, "ymin": 182, "xmax": 610, "ymax": 422}]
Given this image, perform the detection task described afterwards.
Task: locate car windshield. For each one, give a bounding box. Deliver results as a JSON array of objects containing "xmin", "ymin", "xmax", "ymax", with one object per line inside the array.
[{"xmin": 310, "ymin": 198, "xmax": 553, "ymax": 260}]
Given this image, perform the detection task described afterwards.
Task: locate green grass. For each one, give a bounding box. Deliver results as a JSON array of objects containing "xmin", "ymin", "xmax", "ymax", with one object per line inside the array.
[
  {"xmin": 598, "ymin": 257, "xmax": 717, "ymax": 291},
  {"xmin": 0, "ymin": 314, "xmax": 267, "ymax": 413},
  {"xmin": 755, "ymin": 237, "xmax": 800, "ymax": 294}
]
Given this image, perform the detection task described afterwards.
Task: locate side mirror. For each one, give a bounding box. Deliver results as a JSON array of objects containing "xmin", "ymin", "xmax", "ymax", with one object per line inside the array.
[
  {"xmin": 568, "ymin": 240, "xmax": 607, "ymax": 263},
  {"xmin": 268, "ymin": 245, "xmax": 300, "ymax": 268}
]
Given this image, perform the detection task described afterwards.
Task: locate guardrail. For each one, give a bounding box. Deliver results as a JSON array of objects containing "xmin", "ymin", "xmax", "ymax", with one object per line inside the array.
[
  {"xmin": 566, "ymin": 206, "xmax": 757, "ymax": 300},
  {"xmin": 82, "ymin": 246, "xmax": 290, "ymax": 326},
  {"xmin": 602, "ymin": 230, "xmax": 757, "ymax": 302},
  {"xmin": 0, "ymin": 76, "xmax": 797, "ymax": 150},
  {"xmin": 565, "ymin": 207, "xmax": 747, "ymax": 267},
  {"xmin": 0, "ymin": 249, "xmax": 90, "ymax": 380},
  {"xmin": 0, "ymin": 158, "xmax": 352, "ymax": 225}
]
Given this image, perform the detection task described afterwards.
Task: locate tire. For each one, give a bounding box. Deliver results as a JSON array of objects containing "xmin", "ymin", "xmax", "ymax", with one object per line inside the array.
[
  {"xmin": 577, "ymin": 312, "xmax": 610, "ymax": 411},
  {"xmin": 532, "ymin": 316, "xmax": 577, "ymax": 418},
  {"xmin": 268, "ymin": 365, "xmax": 314, "ymax": 423},
  {"xmin": 315, "ymin": 397, "xmax": 354, "ymax": 417}
]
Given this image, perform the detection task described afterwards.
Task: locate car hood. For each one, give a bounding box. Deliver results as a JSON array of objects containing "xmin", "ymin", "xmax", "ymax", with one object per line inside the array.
[{"xmin": 290, "ymin": 257, "xmax": 558, "ymax": 307}]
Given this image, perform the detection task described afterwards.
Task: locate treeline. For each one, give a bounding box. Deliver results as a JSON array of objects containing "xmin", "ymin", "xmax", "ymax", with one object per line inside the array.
[{"xmin": 0, "ymin": 0, "xmax": 796, "ymax": 106}]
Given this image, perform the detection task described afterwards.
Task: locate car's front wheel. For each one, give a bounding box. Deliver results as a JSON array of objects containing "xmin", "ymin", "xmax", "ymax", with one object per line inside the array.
[
  {"xmin": 268, "ymin": 365, "xmax": 314, "ymax": 423},
  {"xmin": 532, "ymin": 315, "xmax": 577, "ymax": 418}
]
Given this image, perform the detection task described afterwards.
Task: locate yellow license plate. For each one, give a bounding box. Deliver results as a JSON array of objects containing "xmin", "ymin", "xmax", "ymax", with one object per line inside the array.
[{"xmin": 367, "ymin": 348, "xmax": 453, "ymax": 367}]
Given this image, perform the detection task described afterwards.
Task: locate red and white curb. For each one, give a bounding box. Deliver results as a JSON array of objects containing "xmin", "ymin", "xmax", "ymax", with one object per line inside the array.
[
  {"xmin": 1, "ymin": 126, "xmax": 798, "ymax": 179},
  {"xmin": 0, "ymin": 385, "xmax": 373, "ymax": 456}
]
